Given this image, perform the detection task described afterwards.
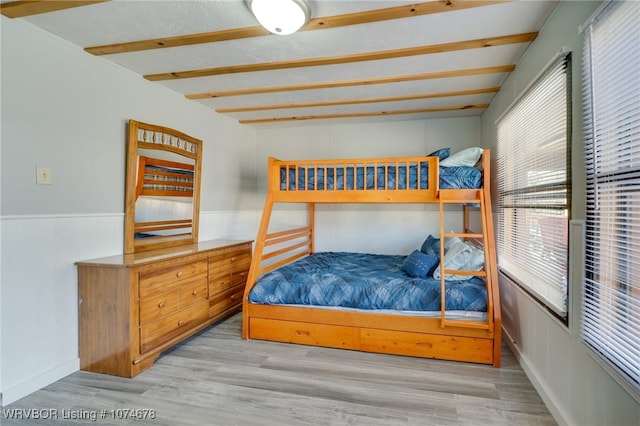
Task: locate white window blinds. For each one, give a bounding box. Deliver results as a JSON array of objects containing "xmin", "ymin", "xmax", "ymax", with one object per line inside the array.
[
  {"xmin": 582, "ymin": 0, "xmax": 640, "ymax": 399},
  {"xmin": 496, "ymin": 53, "xmax": 571, "ymax": 319}
]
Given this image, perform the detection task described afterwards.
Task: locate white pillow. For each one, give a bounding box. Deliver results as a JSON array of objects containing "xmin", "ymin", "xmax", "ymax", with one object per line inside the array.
[
  {"xmin": 439, "ymin": 147, "xmax": 483, "ymax": 167},
  {"xmin": 433, "ymin": 237, "xmax": 484, "ymax": 281}
]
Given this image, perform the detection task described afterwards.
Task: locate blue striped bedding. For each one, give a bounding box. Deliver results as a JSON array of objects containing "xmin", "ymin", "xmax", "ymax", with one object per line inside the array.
[
  {"xmin": 248, "ymin": 252, "xmax": 487, "ymax": 312},
  {"xmin": 279, "ymin": 165, "xmax": 481, "ymax": 191}
]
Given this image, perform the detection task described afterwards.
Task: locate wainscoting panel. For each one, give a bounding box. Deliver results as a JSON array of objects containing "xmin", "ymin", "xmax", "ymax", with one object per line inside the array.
[{"xmin": 0, "ymin": 213, "xmax": 123, "ymax": 406}]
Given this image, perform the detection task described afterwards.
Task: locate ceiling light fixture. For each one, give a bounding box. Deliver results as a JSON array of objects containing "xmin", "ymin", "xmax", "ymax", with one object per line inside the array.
[{"xmin": 247, "ymin": 0, "xmax": 310, "ymax": 35}]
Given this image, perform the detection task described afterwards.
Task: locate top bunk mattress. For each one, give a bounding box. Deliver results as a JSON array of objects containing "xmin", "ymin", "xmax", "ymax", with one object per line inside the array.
[
  {"xmin": 248, "ymin": 252, "xmax": 487, "ymax": 312},
  {"xmin": 280, "ymin": 164, "xmax": 482, "ymax": 191}
]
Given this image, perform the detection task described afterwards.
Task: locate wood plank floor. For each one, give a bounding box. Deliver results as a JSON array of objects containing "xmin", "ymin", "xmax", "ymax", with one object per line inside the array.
[{"xmin": 2, "ymin": 314, "xmax": 556, "ymax": 425}]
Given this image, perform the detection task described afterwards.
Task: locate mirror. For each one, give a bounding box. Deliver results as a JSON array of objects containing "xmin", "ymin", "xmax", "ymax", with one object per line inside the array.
[{"xmin": 124, "ymin": 120, "xmax": 203, "ymax": 254}]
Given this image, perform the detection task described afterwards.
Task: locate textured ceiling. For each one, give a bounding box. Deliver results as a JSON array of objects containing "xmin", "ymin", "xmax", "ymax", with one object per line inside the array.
[{"xmin": 1, "ymin": 0, "xmax": 559, "ymax": 127}]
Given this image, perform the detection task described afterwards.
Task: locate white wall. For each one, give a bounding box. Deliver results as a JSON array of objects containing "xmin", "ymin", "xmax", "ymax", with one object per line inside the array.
[
  {"xmin": 0, "ymin": 16, "xmax": 482, "ymax": 406},
  {"xmin": 8, "ymin": 5, "xmax": 634, "ymax": 423},
  {"xmin": 481, "ymin": 2, "xmax": 639, "ymax": 425},
  {"xmin": 0, "ymin": 17, "xmax": 257, "ymax": 405},
  {"xmin": 254, "ymin": 118, "xmax": 483, "ymax": 255}
]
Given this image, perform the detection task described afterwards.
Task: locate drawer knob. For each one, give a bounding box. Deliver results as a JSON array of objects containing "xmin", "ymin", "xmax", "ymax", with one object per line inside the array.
[
  {"xmin": 158, "ymin": 301, "xmax": 165, "ymax": 308},
  {"xmin": 177, "ymin": 320, "xmax": 185, "ymax": 327},
  {"xmin": 132, "ymin": 358, "xmax": 141, "ymax": 365},
  {"xmin": 176, "ymin": 271, "xmax": 183, "ymax": 277},
  {"xmin": 192, "ymin": 289, "xmax": 198, "ymax": 296},
  {"xmin": 231, "ymin": 257, "xmax": 236, "ymax": 262}
]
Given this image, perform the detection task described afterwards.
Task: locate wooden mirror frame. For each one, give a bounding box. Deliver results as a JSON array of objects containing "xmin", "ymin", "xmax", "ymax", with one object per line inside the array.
[{"xmin": 124, "ymin": 120, "xmax": 203, "ymax": 254}]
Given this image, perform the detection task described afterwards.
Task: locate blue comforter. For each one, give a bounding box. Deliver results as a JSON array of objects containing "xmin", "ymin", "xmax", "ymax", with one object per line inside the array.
[
  {"xmin": 280, "ymin": 165, "xmax": 481, "ymax": 191},
  {"xmin": 248, "ymin": 252, "xmax": 487, "ymax": 312}
]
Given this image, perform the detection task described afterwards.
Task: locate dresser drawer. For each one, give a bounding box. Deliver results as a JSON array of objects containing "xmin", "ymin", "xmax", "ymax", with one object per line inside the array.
[
  {"xmin": 209, "ymin": 285, "xmax": 244, "ymax": 317},
  {"xmin": 231, "ymin": 251, "xmax": 251, "ymax": 272},
  {"xmin": 208, "ymin": 273, "xmax": 233, "ymax": 297},
  {"xmin": 232, "ymin": 269, "xmax": 248, "ymax": 285},
  {"xmin": 139, "ymin": 290, "xmax": 178, "ymax": 325},
  {"xmin": 208, "ymin": 247, "xmax": 251, "ymax": 273},
  {"xmin": 140, "ymin": 300, "xmax": 209, "ymax": 353},
  {"xmin": 139, "ymin": 259, "xmax": 208, "ymax": 296},
  {"xmin": 179, "ymin": 278, "xmax": 208, "ymax": 308},
  {"xmin": 209, "ymin": 267, "xmax": 248, "ymax": 291}
]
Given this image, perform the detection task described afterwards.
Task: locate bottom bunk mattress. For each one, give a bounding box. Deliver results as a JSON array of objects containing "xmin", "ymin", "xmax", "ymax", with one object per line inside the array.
[{"xmin": 248, "ymin": 252, "xmax": 487, "ymax": 313}]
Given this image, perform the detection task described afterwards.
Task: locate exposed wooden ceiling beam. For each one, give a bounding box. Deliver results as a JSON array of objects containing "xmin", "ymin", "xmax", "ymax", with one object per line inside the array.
[
  {"xmin": 305, "ymin": 0, "xmax": 511, "ymax": 31},
  {"xmin": 239, "ymin": 104, "xmax": 489, "ymax": 125},
  {"xmin": 216, "ymin": 87, "xmax": 500, "ymax": 113},
  {"xmin": 146, "ymin": 33, "xmax": 534, "ymax": 81},
  {"xmin": 0, "ymin": 0, "xmax": 108, "ymax": 18},
  {"xmin": 86, "ymin": 26, "xmax": 270, "ymax": 56},
  {"xmin": 84, "ymin": 0, "xmax": 512, "ymax": 56},
  {"xmin": 188, "ymin": 65, "xmax": 515, "ymax": 99}
]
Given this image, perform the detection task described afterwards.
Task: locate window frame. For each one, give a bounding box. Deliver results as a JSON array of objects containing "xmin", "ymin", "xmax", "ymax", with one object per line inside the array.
[
  {"xmin": 496, "ymin": 52, "xmax": 572, "ymax": 324},
  {"xmin": 581, "ymin": 0, "xmax": 640, "ymax": 402}
]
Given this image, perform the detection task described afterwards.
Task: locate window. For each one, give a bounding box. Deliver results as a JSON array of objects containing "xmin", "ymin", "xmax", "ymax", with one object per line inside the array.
[
  {"xmin": 582, "ymin": 0, "xmax": 640, "ymax": 400},
  {"xmin": 496, "ymin": 53, "xmax": 571, "ymax": 321}
]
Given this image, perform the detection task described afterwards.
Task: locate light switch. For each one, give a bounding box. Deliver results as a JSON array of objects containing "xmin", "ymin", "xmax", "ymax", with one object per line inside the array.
[{"xmin": 36, "ymin": 166, "xmax": 52, "ymax": 185}]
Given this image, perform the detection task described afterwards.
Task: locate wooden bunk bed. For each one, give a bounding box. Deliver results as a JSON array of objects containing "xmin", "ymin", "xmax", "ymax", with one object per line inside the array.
[{"xmin": 242, "ymin": 149, "xmax": 501, "ymax": 367}]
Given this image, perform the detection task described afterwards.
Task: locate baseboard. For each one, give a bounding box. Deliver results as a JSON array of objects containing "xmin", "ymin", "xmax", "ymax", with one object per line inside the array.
[
  {"xmin": 0, "ymin": 358, "xmax": 79, "ymax": 407},
  {"xmin": 503, "ymin": 327, "xmax": 572, "ymax": 426}
]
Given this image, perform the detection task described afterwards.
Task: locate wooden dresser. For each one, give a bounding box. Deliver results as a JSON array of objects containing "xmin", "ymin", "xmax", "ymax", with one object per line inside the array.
[{"xmin": 76, "ymin": 239, "xmax": 252, "ymax": 377}]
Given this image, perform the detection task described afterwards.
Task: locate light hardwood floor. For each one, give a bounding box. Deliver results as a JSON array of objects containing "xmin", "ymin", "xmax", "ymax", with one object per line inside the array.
[{"xmin": 2, "ymin": 313, "xmax": 556, "ymax": 425}]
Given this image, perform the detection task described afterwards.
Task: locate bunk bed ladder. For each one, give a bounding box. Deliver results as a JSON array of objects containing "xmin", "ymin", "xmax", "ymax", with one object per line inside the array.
[{"xmin": 438, "ymin": 189, "xmax": 494, "ymax": 331}]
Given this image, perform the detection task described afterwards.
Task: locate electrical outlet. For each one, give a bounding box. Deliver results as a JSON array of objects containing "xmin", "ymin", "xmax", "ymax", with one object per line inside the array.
[{"xmin": 36, "ymin": 166, "xmax": 52, "ymax": 185}]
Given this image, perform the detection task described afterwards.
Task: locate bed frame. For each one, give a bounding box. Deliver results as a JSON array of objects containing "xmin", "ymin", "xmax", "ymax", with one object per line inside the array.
[
  {"xmin": 242, "ymin": 150, "xmax": 501, "ymax": 367},
  {"xmin": 135, "ymin": 155, "xmax": 195, "ymax": 200},
  {"xmin": 133, "ymin": 155, "xmax": 196, "ymax": 239}
]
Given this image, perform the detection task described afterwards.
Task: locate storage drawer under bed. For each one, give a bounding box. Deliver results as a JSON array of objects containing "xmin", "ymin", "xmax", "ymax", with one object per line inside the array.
[
  {"xmin": 360, "ymin": 328, "xmax": 493, "ymax": 364},
  {"xmin": 249, "ymin": 318, "xmax": 360, "ymax": 350},
  {"xmin": 248, "ymin": 317, "xmax": 494, "ymax": 364}
]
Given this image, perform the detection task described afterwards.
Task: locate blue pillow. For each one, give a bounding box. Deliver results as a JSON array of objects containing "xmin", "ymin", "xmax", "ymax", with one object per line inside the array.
[
  {"xmin": 427, "ymin": 148, "xmax": 451, "ymax": 161},
  {"xmin": 401, "ymin": 250, "xmax": 439, "ymax": 278},
  {"xmin": 420, "ymin": 235, "xmax": 441, "ymax": 257}
]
